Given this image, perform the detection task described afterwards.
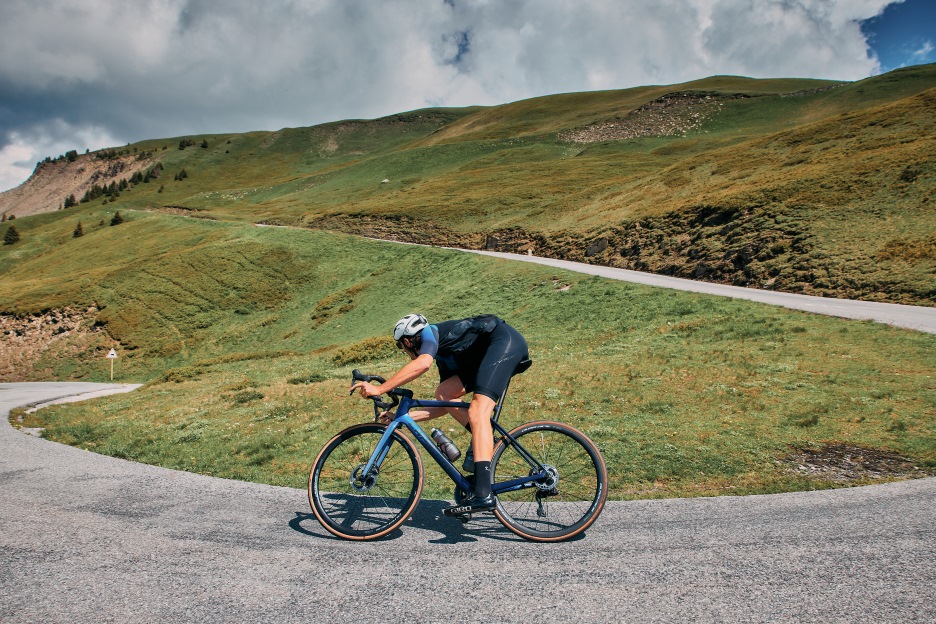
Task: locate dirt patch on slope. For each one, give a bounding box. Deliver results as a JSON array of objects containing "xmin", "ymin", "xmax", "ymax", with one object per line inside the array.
[
  {"xmin": 303, "ymin": 213, "xmax": 486, "ymax": 248},
  {"xmin": 559, "ymin": 91, "xmax": 741, "ymax": 143},
  {"xmin": 784, "ymin": 444, "xmax": 935, "ymax": 482},
  {"xmin": 0, "ymin": 307, "xmax": 112, "ymax": 381}
]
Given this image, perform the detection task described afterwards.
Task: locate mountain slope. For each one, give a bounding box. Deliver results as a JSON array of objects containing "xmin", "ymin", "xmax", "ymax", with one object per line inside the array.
[{"xmin": 2, "ymin": 65, "xmax": 934, "ymax": 304}]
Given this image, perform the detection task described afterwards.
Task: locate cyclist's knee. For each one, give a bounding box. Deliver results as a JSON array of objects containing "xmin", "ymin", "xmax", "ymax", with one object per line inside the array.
[{"xmin": 468, "ymin": 393, "xmax": 496, "ymax": 424}]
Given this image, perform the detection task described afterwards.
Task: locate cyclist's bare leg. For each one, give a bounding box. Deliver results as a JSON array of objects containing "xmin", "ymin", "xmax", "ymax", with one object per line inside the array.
[
  {"xmin": 443, "ymin": 393, "xmax": 495, "ymax": 507},
  {"xmin": 403, "ymin": 375, "xmax": 469, "ymax": 423},
  {"xmin": 467, "ymin": 394, "xmax": 496, "ymax": 462},
  {"xmin": 436, "ymin": 376, "xmax": 469, "ymax": 426},
  {"xmin": 393, "ymin": 376, "xmax": 470, "ymax": 426},
  {"xmin": 442, "ymin": 392, "xmax": 499, "ymax": 514}
]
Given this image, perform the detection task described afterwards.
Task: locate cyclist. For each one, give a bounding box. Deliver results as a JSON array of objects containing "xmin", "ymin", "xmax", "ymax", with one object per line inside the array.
[{"xmin": 351, "ymin": 313, "xmax": 529, "ymax": 515}]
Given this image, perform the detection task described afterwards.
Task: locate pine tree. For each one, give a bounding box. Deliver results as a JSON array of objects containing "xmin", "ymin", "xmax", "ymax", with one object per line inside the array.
[
  {"xmin": 73, "ymin": 221, "xmax": 84, "ymax": 238},
  {"xmin": 110, "ymin": 211, "xmax": 124, "ymax": 226},
  {"xmin": 3, "ymin": 225, "xmax": 21, "ymax": 245}
]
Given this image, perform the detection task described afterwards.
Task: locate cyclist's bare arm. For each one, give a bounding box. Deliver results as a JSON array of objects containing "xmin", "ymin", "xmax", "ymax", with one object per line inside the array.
[{"xmin": 352, "ymin": 353, "xmax": 434, "ymax": 398}]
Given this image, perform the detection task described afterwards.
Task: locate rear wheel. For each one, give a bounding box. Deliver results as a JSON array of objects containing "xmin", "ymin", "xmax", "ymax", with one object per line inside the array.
[
  {"xmin": 491, "ymin": 421, "xmax": 607, "ymax": 542},
  {"xmin": 309, "ymin": 423, "xmax": 423, "ymax": 540}
]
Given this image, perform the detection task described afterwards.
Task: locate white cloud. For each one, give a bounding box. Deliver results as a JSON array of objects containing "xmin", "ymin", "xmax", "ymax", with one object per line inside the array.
[
  {"xmin": 0, "ymin": 0, "xmax": 181, "ymax": 89},
  {"xmin": 0, "ymin": 122, "xmax": 120, "ymax": 192},
  {"xmin": 0, "ymin": 0, "xmax": 901, "ymax": 191},
  {"xmin": 0, "ymin": 141, "xmax": 35, "ymax": 193},
  {"xmin": 911, "ymin": 39, "xmax": 934, "ymax": 60}
]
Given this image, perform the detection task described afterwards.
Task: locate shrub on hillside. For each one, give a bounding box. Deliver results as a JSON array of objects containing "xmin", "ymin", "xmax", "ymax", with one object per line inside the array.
[
  {"xmin": 333, "ymin": 336, "xmax": 398, "ymax": 366},
  {"xmin": 3, "ymin": 225, "xmax": 21, "ymax": 245}
]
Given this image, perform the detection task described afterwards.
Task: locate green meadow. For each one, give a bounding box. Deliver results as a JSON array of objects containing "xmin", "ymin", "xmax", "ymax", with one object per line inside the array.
[
  {"xmin": 5, "ymin": 213, "xmax": 934, "ymax": 500},
  {"xmin": 8, "ymin": 65, "xmax": 933, "ymax": 303},
  {"xmin": 2, "ymin": 65, "xmax": 935, "ymax": 499}
]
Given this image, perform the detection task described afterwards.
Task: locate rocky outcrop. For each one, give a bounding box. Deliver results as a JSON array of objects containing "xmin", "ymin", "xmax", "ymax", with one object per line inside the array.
[
  {"xmin": 305, "ymin": 204, "xmax": 934, "ymax": 306},
  {"xmin": 558, "ymin": 91, "xmax": 745, "ymax": 143},
  {"xmin": 0, "ymin": 153, "xmax": 156, "ymax": 220},
  {"xmin": 0, "ymin": 307, "xmax": 110, "ymax": 381}
]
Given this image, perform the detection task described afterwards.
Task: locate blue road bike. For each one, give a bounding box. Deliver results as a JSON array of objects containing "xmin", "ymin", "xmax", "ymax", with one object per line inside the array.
[{"xmin": 308, "ymin": 361, "xmax": 607, "ymax": 542}]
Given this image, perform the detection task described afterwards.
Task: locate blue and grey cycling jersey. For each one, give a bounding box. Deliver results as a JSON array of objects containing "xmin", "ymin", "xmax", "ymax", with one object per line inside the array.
[{"xmin": 417, "ymin": 325, "xmax": 459, "ymax": 371}]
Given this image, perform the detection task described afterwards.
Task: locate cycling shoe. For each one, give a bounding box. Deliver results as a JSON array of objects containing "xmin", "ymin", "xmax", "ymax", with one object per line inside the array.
[{"xmin": 443, "ymin": 494, "xmax": 497, "ymax": 517}]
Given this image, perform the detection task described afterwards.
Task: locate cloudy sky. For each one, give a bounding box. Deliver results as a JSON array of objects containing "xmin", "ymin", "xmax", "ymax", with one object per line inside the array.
[{"xmin": 1, "ymin": 0, "xmax": 934, "ymax": 192}]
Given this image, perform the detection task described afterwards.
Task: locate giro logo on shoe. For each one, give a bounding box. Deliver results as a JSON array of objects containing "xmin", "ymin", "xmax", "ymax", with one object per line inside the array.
[{"xmin": 446, "ymin": 504, "xmax": 472, "ymax": 516}]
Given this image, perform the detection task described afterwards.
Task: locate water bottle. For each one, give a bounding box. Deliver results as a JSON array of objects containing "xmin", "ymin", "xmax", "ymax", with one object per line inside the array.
[{"xmin": 431, "ymin": 428, "xmax": 461, "ymax": 461}]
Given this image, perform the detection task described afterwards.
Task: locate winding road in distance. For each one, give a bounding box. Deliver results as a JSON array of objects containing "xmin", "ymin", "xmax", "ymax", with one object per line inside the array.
[
  {"xmin": 469, "ymin": 250, "xmax": 936, "ymax": 334},
  {"xmin": 2, "ymin": 383, "xmax": 934, "ymax": 623}
]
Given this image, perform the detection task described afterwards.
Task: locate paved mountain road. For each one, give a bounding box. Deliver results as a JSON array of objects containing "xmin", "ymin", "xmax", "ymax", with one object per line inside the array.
[
  {"xmin": 2, "ymin": 383, "xmax": 934, "ymax": 623},
  {"xmin": 469, "ymin": 250, "xmax": 936, "ymax": 334}
]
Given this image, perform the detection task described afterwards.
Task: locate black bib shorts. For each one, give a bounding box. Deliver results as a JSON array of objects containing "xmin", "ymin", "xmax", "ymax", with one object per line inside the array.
[{"xmin": 438, "ymin": 321, "xmax": 529, "ymax": 401}]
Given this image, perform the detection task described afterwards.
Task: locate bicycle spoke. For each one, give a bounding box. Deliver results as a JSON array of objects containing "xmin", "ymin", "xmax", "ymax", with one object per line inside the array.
[
  {"xmin": 493, "ymin": 422, "xmax": 606, "ymax": 542},
  {"xmin": 309, "ymin": 424, "xmax": 423, "ymax": 540}
]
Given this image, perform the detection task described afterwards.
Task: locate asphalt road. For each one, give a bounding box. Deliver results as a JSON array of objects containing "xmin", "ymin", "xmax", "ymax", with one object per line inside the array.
[
  {"xmin": 2, "ymin": 382, "xmax": 934, "ymax": 623},
  {"xmin": 469, "ymin": 250, "xmax": 936, "ymax": 334}
]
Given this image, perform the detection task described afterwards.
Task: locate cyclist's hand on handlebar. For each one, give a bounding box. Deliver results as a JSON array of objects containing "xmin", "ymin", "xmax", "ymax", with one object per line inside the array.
[{"xmin": 350, "ymin": 381, "xmax": 383, "ymax": 399}]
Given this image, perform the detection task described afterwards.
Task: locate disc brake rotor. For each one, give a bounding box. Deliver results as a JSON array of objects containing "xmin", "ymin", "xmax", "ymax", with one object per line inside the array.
[{"xmin": 533, "ymin": 464, "xmax": 560, "ymax": 493}]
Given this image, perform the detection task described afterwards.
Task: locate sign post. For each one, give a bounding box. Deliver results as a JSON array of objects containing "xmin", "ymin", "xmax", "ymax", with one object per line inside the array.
[{"xmin": 107, "ymin": 348, "xmax": 118, "ymax": 380}]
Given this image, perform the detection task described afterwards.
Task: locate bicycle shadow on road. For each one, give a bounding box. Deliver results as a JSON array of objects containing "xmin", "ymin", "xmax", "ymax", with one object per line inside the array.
[{"xmin": 289, "ymin": 499, "xmax": 532, "ymax": 544}]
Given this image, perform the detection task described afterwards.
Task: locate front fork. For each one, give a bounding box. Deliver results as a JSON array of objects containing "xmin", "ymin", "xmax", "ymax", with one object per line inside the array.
[{"xmin": 358, "ymin": 421, "xmax": 401, "ymax": 480}]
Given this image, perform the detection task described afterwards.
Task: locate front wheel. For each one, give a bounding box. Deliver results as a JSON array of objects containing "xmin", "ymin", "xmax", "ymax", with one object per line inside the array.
[
  {"xmin": 309, "ymin": 423, "xmax": 423, "ymax": 540},
  {"xmin": 492, "ymin": 421, "xmax": 607, "ymax": 542}
]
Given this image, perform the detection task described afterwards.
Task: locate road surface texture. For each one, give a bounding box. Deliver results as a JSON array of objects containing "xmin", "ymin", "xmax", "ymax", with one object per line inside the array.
[
  {"xmin": 470, "ymin": 250, "xmax": 936, "ymax": 334},
  {"xmin": 2, "ymin": 383, "xmax": 934, "ymax": 623}
]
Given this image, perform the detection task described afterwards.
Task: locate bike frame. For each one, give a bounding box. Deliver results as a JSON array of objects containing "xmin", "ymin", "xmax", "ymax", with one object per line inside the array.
[{"xmin": 360, "ymin": 392, "xmax": 549, "ymax": 497}]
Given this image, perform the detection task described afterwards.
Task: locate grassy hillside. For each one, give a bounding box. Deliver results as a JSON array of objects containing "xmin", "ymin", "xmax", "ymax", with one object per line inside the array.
[
  {"xmin": 2, "ymin": 67, "xmax": 934, "ymax": 500},
  {"xmin": 3, "ymin": 210, "xmax": 935, "ymax": 500},
  {"xmin": 4, "ymin": 65, "xmax": 932, "ymax": 304}
]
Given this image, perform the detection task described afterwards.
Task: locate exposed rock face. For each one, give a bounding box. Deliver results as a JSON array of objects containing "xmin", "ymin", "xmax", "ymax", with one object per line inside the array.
[
  {"xmin": 305, "ymin": 203, "xmax": 934, "ymax": 306},
  {"xmin": 558, "ymin": 91, "xmax": 742, "ymax": 143},
  {"xmin": 0, "ymin": 153, "xmax": 155, "ymax": 219},
  {"xmin": 0, "ymin": 307, "xmax": 109, "ymax": 381}
]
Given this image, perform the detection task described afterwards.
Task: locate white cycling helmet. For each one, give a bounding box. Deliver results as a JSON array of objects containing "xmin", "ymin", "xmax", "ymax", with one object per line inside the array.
[{"xmin": 393, "ymin": 313, "xmax": 428, "ymax": 342}]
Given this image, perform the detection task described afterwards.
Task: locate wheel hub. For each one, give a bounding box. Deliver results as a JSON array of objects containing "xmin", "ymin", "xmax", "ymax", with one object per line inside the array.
[
  {"xmin": 350, "ymin": 464, "xmax": 377, "ymax": 492},
  {"xmin": 533, "ymin": 464, "xmax": 559, "ymax": 492}
]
